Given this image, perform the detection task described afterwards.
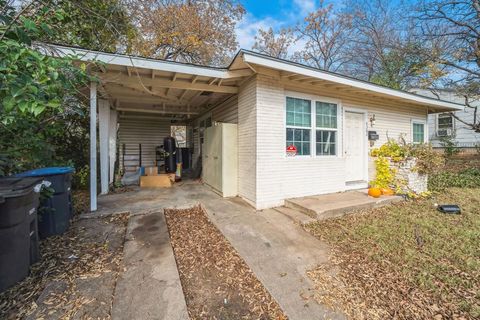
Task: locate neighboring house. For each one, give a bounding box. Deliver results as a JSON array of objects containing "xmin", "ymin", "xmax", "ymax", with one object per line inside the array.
[
  {"xmin": 54, "ymin": 45, "xmax": 462, "ymax": 211},
  {"xmin": 410, "ymin": 88, "xmax": 480, "ymax": 150}
]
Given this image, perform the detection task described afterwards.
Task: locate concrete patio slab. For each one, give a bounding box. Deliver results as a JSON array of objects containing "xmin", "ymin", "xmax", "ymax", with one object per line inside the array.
[
  {"xmin": 285, "ymin": 190, "xmax": 403, "ymax": 220},
  {"xmin": 94, "ymin": 182, "xmax": 344, "ymax": 320}
]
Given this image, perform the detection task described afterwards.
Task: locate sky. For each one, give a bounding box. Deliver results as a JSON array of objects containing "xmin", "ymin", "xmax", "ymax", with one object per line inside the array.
[{"xmin": 235, "ymin": 0, "xmax": 323, "ymax": 52}]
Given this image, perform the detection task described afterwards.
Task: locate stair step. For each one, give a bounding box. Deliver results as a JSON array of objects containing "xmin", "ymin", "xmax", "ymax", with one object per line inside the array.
[
  {"xmin": 273, "ymin": 207, "xmax": 316, "ymax": 226},
  {"xmin": 285, "ymin": 192, "xmax": 404, "ymax": 221}
]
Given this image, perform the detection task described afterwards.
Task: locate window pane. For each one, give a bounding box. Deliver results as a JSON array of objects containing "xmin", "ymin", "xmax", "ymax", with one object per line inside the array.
[
  {"xmin": 286, "ymin": 97, "xmax": 295, "ymax": 112},
  {"xmin": 438, "ymin": 114, "xmax": 453, "ymax": 130},
  {"xmin": 286, "ymin": 128, "xmax": 311, "ymax": 155},
  {"xmin": 413, "ymin": 123, "xmax": 424, "ymax": 143},
  {"xmin": 286, "ymin": 97, "xmax": 311, "ymax": 127},
  {"xmin": 316, "ymin": 130, "xmax": 336, "ymax": 155},
  {"xmin": 316, "ymin": 102, "xmax": 337, "ymax": 128}
]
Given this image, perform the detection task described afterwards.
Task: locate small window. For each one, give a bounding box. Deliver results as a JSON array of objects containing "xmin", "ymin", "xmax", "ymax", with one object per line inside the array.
[
  {"xmin": 412, "ymin": 122, "xmax": 425, "ymax": 144},
  {"xmin": 316, "ymin": 102, "xmax": 338, "ymax": 155},
  {"xmin": 438, "ymin": 113, "xmax": 453, "ymax": 132},
  {"xmin": 171, "ymin": 125, "xmax": 187, "ymax": 148},
  {"xmin": 286, "ymin": 97, "xmax": 311, "ymax": 155}
]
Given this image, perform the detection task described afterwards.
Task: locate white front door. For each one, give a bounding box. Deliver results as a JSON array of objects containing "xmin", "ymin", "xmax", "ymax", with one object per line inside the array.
[{"xmin": 344, "ymin": 111, "xmax": 366, "ymax": 182}]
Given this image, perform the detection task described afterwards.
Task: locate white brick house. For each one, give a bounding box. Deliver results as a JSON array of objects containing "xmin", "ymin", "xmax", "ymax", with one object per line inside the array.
[{"xmin": 55, "ymin": 46, "xmax": 463, "ymax": 211}]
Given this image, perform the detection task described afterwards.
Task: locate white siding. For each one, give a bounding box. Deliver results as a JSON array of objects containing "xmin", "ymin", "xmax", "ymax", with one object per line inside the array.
[
  {"xmin": 212, "ymin": 96, "xmax": 238, "ymax": 123},
  {"xmin": 237, "ymin": 77, "xmax": 257, "ymax": 205},
  {"xmin": 252, "ymin": 74, "xmax": 428, "ymax": 209},
  {"xmin": 191, "ymin": 96, "xmax": 238, "ymax": 169},
  {"xmin": 118, "ymin": 113, "xmax": 172, "ymax": 172},
  {"xmin": 411, "ymin": 89, "xmax": 480, "ymax": 148}
]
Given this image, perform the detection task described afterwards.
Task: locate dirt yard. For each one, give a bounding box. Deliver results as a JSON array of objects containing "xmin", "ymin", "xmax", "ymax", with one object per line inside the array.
[
  {"xmin": 164, "ymin": 205, "xmax": 287, "ymax": 320},
  {"xmin": 0, "ymin": 214, "xmax": 129, "ymax": 319}
]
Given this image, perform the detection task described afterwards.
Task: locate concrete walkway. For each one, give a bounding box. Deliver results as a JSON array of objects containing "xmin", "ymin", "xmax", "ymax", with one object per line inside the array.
[
  {"xmin": 111, "ymin": 212, "xmax": 189, "ymax": 320},
  {"xmin": 204, "ymin": 199, "xmax": 344, "ymax": 320},
  {"xmin": 96, "ymin": 182, "xmax": 344, "ymax": 320}
]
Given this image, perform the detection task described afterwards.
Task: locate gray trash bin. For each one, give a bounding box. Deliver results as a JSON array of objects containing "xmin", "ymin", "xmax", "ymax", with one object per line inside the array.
[{"xmin": 0, "ymin": 177, "xmax": 41, "ymax": 292}]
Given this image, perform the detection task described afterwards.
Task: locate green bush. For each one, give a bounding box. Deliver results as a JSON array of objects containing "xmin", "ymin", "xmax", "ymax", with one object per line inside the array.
[
  {"xmin": 72, "ymin": 165, "xmax": 89, "ymax": 190},
  {"xmin": 439, "ymin": 135, "xmax": 459, "ymax": 157},
  {"xmin": 370, "ymin": 139, "xmax": 445, "ymax": 174},
  {"xmin": 428, "ymin": 168, "xmax": 480, "ymax": 191}
]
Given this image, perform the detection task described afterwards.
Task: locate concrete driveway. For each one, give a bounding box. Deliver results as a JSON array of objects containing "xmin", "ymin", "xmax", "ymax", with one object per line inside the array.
[{"xmin": 96, "ymin": 181, "xmax": 344, "ymax": 320}]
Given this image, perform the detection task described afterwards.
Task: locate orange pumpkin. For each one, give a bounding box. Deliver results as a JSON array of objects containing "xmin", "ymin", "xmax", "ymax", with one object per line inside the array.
[
  {"xmin": 381, "ymin": 188, "xmax": 394, "ymax": 196},
  {"xmin": 368, "ymin": 187, "xmax": 382, "ymax": 198}
]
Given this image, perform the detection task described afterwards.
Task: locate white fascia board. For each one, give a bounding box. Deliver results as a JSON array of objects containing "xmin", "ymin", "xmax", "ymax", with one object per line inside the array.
[
  {"xmin": 51, "ymin": 45, "xmax": 235, "ymax": 79},
  {"xmin": 242, "ymin": 52, "xmax": 464, "ymax": 111}
]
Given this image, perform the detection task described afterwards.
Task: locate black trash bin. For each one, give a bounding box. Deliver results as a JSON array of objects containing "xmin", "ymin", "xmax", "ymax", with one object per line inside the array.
[
  {"xmin": 0, "ymin": 177, "xmax": 42, "ymax": 292},
  {"xmin": 16, "ymin": 167, "xmax": 74, "ymax": 238}
]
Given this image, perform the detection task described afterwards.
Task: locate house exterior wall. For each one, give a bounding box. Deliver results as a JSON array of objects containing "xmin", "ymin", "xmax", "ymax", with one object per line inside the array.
[
  {"xmin": 118, "ymin": 113, "xmax": 172, "ymax": 172},
  {"xmin": 411, "ymin": 89, "xmax": 480, "ymax": 148},
  {"xmin": 237, "ymin": 77, "xmax": 257, "ymax": 205},
  {"xmin": 251, "ymin": 73, "xmax": 428, "ymax": 209},
  {"xmin": 191, "ymin": 95, "xmax": 238, "ymax": 169},
  {"xmin": 212, "ymin": 96, "xmax": 238, "ymax": 123}
]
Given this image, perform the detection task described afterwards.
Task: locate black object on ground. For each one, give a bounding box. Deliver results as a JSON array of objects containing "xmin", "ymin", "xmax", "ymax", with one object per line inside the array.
[
  {"xmin": 437, "ymin": 204, "xmax": 461, "ymax": 214},
  {"xmin": 16, "ymin": 167, "xmax": 74, "ymax": 238},
  {"xmin": 164, "ymin": 137, "xmax": 176, "ymax": 173},
  {"xmin": 0, "ymin": 177, "xmax": 42, "ymax": 292}
]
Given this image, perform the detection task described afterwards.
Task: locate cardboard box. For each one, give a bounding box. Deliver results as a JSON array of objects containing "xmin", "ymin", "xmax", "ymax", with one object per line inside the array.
[
  {"xmin": 140, "ymin": 175, "xmax": 173, "ymax": 188},
  {"xmin": 144, "ymin": 166, "xmax": 159, "ymax": 176}
]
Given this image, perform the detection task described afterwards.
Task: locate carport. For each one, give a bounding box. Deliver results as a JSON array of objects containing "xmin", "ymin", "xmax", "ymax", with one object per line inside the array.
[{"xmin": 53, "ymin": 45, "xmax": 253, "ymax": 211}]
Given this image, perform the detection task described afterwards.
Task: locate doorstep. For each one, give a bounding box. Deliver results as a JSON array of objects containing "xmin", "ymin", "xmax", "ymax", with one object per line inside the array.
[{"xmin": 283, "ymin": 190, "xmax": 403, "ymax": 221}]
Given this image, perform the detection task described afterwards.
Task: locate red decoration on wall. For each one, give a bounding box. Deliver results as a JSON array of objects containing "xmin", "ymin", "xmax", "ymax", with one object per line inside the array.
[{"xmin": 286, "ymin": 145, "xmax": 297, "ymax": 156}]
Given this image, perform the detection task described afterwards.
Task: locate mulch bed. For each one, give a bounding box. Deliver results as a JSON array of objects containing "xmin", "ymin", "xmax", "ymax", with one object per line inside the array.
[
  {"xmin": 164, "ymin": 205, "xmax": 287, "ymax": 320},
  {"xmin": 0, "ymin": 213, "xmax": 129, "ymax": 319}
]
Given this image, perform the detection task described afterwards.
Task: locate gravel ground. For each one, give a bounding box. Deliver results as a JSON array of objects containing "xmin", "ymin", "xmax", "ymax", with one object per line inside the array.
[{"xmin": 165, "ymin": 205, "xmax": 288, "ymax": 320}]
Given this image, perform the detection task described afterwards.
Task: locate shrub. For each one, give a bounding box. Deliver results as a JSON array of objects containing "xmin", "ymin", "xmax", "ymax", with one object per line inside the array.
[
  {"xmin": 439, "ymin": 135, "xmax": 459, "ymax": 157},
  {"xmin": 371, "ymin": 139, "xmax": 445, "ymax": 174},
  {"xmin": 72, "ymin": 165, "xmax": 89, "ymax": 190},
  {"xmin": 407, "ymin": 143, "xmax": 445, "ymax": 175},
  {"xmin": 370, "ymin": 140, "xmax": 407, "ymax": 162},
  {"xmin": 428, "ymin": 168, "xmax": 480, "ymax": 191},
  {"xmin": 370, "ymin": 156, "xmax": 395, "ymax": 188}
]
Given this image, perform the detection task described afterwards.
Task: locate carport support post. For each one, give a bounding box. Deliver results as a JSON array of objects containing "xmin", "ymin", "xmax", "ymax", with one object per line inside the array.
[
  {"xmin": 99, "ymin": 99, "xmax": 110, "ymax": 195},
  {"xmin": 108, "ymin": 109, "xmax": 117, "ymax": 184},
  {"xmin": 90, "ymin": 82, "xmax": 97, "ymax": 211}
]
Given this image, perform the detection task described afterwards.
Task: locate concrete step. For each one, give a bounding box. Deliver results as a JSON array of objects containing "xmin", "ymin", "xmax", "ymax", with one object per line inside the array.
[
  {"xmin": 272, "ymin": 206, "xmax": 316, "ymax": 226},
  {"xmin": 285, "ymin": 191, "xmax": 404, "ymax": 221}
]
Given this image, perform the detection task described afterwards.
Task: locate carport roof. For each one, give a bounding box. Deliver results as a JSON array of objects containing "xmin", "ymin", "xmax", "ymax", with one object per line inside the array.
[{"xmin": 50, "ymin": 44, "xmax": 464, "ymax": 114}]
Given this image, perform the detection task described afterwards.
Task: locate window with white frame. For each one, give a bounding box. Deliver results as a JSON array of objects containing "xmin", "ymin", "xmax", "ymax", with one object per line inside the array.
[
  {"xmin": 286, "ymin": 96, "xmax": 338, "ymax": 156},
  {"xmin": 412, "ymin": 121, "xmax": 426, "ymax": 144},
  {"xmin": 437, "ymin": 113, "xmax": 453, "ymax": 135},
  {"xmin": 286, "ymin": 97, "xmax": 311, "ymax": 155},
  {"xmin": 316, "ymin": 102, "xmax": 337, "ymax": 155}
]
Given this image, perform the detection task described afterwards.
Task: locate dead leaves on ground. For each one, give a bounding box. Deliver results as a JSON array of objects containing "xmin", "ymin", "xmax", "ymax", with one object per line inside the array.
[
  {"xmin": 0, "ymin": 214, "xmax": 129, "ymax": 320},
  {"xmin": 165, "ymin": 205, "xmax": 287, "ymax": 320},
  {"xmin": 304, "ymin": 189, "xmax": 479, "ymax": 320}
]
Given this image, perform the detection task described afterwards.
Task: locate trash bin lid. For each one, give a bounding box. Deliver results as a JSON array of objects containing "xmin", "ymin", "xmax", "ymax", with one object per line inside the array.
[
  {"xmin": 0, "ymin": 177, "xmax": 43, "ymax": 199},
  {"xmin": 16, "ymin": 167, "xmax": 74, "ymax": 177}
]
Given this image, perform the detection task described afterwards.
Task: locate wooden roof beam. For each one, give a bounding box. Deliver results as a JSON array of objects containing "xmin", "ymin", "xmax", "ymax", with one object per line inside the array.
[
  {"xmin": 100, "ymin": 72, "xmax": 238, "ymax": 94},
  {"xmin": 116, "ymin": 106, "xmax": 199, "ymax": 115},
  {"xmin": 179, "ymin": 90, "xmax": 188, "ymax": 100}
]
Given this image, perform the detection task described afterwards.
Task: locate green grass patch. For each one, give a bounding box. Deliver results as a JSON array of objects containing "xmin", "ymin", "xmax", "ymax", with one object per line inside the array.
[
  {"xmin": 429, "ymin": 168, "xmax": 480, "ymax": 191},
  {"xmin": 306, "ymin": 188, "xmax": 480, "ymax": 319}
]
